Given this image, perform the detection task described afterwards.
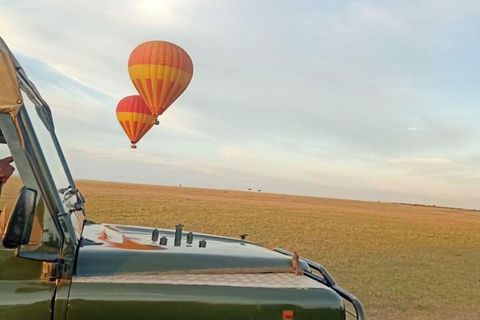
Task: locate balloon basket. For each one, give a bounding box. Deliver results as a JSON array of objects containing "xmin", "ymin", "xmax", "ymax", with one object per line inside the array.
[
  {"xmin": 131, "ymin": 144, "xmax": 137, "ymax": 149},
  {"xmin": 154, "ymin": 120, "xmax": 159, "ymax": 125}
]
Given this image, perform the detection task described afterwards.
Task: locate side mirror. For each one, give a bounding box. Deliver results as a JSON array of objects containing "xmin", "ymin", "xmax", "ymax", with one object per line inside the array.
[{"xmin": 1, "ymin": 186, "xmax": 37, "ymax": 248}]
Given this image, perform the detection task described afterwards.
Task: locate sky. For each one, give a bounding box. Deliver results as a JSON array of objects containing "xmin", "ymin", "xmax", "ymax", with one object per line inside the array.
[{"xmin": 1, "ymin": 0, "xmax": 480, "ymax": 209}]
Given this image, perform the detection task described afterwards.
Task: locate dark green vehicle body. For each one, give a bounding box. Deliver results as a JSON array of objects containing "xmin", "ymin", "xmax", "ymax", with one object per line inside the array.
[{"xmin": 0, "ymin": 37, "xmax": 364, "ymax": 319}]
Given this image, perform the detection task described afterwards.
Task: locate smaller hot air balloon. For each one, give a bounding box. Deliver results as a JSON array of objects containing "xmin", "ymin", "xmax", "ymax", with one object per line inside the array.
[{"xmin": 116, "ymin": 95, "xmax": 155, "ymax": 149}]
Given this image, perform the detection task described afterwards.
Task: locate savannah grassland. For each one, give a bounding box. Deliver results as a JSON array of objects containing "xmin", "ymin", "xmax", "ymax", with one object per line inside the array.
[{"xmin": 76, "ymin": 180, "xmax": 478, "ymax": 319}]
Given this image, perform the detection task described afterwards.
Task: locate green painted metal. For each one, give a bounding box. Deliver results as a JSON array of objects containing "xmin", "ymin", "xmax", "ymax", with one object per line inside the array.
[
  {"xmin": 65, "ymin": 222, "xmax": 346, "ymax": 318},
  {"xmin": 77, "ymin": 223, "xmax": 297, "ymax": 276},
  {"xmin": 66, "ymin": 282, "xmax": 345, "ymax": 320},
  {"xmin": 53, "ymin": 280, "xmax": 71, "ymax": 320},
  {"xmin": 0, "ymin": 248, "xmax": 43, "ymax": 280},
  {"xmin": 0, "ymin": 247, "xmax": 56, "ymax": 320},
  {"xmin": 0, "ymin": 280, "xmax": 55, "ymax": 320}
]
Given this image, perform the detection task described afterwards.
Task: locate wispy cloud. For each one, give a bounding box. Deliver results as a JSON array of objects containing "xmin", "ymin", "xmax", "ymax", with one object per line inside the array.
[
  {"xmin": 221, "ymin": 147, "xmax": 245, "ymax": 159},
  {"xmin": 390, "ymin": 158, "xmax": 451, "ymax": 165},
  {"xmin": 2, "ymin": 0, "xmax": 480, "ymax": 208}
]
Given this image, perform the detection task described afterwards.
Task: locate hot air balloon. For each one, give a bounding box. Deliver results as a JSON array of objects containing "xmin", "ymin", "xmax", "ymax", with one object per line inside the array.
[
  {"xmin": 128, "ymin": 41, "xmax": 193, "ymax": 123},
  {"xmin": 116, "ymin": 95, "xmax": 155, "ymax": 149}
]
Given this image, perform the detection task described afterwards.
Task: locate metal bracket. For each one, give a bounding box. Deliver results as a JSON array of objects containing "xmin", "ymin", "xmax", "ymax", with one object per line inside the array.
[
  {"xmin": 274, "ymin": 248, "xmax": 366, "ymax": 320},
  {"xmin": 41, "ymin": 259, "xmax": 73, "ymax": 281},
  {"xmin": 41, "ymin": 261, "xmax": 59, "ymax": 282}
]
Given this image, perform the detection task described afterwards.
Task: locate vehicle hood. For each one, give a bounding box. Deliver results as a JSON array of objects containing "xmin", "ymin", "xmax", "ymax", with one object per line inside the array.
[
  {"xmin": 75, "ymin": 223, "xmax": 295, "ymax": 277},
  {"xmin": 68, "ymin": 223, "xmax": 345, "ymax": 320}
]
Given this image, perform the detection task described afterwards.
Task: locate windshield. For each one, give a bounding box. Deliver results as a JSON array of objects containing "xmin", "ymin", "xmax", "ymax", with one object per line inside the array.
[
  {"xmin": 0, "ymin": 113, "xmax": 62, "ymax": 252},
  {"xmin": 20, "ymin": 92, "xmax": 84, "ymax": 241},
  {"xmin": 23, "ymin": 99, "xmax": 71, "ymax": 193},
  {"xmin": 0, "ymin": 39, "xmax": 82, "ymax": 252}
]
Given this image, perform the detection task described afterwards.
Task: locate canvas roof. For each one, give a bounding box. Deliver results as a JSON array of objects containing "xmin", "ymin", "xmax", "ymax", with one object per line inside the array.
[{"xmin": 0, "ymin": 38, "xmax": 22, "ymax": 117}]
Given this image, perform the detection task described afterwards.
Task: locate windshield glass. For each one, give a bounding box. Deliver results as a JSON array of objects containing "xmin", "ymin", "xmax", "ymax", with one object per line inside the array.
[
  {"xmin": 0, "ymin": 145, "xmax": 23, "ymax": 213},
  {"xmin": 0, "ymin": 114, "xmax": 62, "ymax": 252},
  {"xmin": 21, "ymin": 91, "xmax": 84, "ymax": 241},
  {"xmin": 23, "ymin": 99, "xmax": 71, "ymax": 193}
]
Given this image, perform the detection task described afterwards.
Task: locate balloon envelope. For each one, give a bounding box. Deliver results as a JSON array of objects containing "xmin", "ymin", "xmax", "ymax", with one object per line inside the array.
[
  {"xmin": 116, "ymin": 95, "xmax": 155, "ymax": 148},
  {"xmin": 128, "ymin": 41, "xmax": 193, "ymax": 119}
]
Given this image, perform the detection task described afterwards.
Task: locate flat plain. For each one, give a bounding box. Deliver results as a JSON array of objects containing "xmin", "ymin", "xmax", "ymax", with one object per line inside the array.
[
  {"xmin": 74, "ymin": 180, "xmax": 480, "ymax": 320},
  {"xmin": 71, "ymin": 181, "xmax": 480, "ymax": 319},
  {"xmin": 28, "ymin": 179, "xmax": 480, "ymax": 319}
]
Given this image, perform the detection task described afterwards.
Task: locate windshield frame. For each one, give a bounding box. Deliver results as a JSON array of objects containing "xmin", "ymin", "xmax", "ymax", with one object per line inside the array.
[
  {"xmin": 0, "ymin": 36, "xmax": 84, "ymax": 270},
  {"xmin": 13, "ymin": 54, "xmax": 85, "ymax": 243},
  {"xmin": 0, "ymin": 41, "xmax": 86, "ymax": 249}
]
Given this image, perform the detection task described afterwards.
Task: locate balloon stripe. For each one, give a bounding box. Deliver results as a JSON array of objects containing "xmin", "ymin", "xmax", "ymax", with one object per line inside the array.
[
  {"xmin": 160, "ymin": 80, "xmax": 174, "ymax": 109},
  {"xmin": 152, "ymin": 64, "xmax": 161, "ymax": 110},
  {"xmin": 133, "ymin": 120, "xmax": 138, "ymax": 139},
  {"xmin": 164, "ymin": 83, "xmax": 184, "ymax": 109},
  {"xmin": 171, "ymin": 44, "xmax": 181, "ymax": 105},
  {"xmin": 130, "ymin": 66, "xmax": 191, "ymax": 100},
  {"xmin": 129, "ymin": 66, "xmax": 192, "ymax": 86},
  {"xmin": 161, "ymin": 64, "xmax": 173, "ymax": 108},
  {"xmin": 137, "ymin": 113, "xmax": 145, "ymax": 137},
  {"xmin": 123, "ymin": 120, "xmax": 132, "ymax": 140},
  {"xmin": 122, "ymin": 120, "xmax": 131, "ymax": 139},
  {"xmin": 136, "ymin": 121, "xmax": 144, "ymax": 139},
  {"xmin": 129, "ymin": 121, "xmax": 136, "ymax": 142},
  {"xmin": 116, "ymin": 98, "xmax": 152, "ymax": 115},
  {"xmin": 135, "ymin": 79, "xmax": 151, "ymax": 106},
  {"xmin": 145, "ymin": 78, "xmax": 155, "ymax": 110},
  {"xmin": 119, "ymin": 121, "xmax": 130, "ymax": 138},
  {"xmin": 156, "ymin": 78, "xmax": 164, "ymax": 112},
  {"xmin": 117, "ymin": 112, "xmax": 155, "ymax": 122},
  {"xmin": 169, "ymin": 83, "xmax": 184, "ymax": 106},
  {"xmin": 142, "ymin": 66, "xmax": 190, "ymax": 84},
  {"xmin": 164, "ymin": 45, "xmax": 184, "ymax": 107},
  {"xmin": 138, "ymin": 122, "xmax": 148, "ymax": 140},
  {"xmin": 129, "ymin": 59, "xmax": 193, "ymax": 74},
  {"xmin": 137, "ymin": 110, "xmax": 145, "ymax": 137},
  {"xmin": 172, "ymin": 85, "xmax": 187, "ymax": 107},
  {"xmin": 132, "ymin": 105, "xmax": 139, "ymax": 136},
  {"xmin": 140, "ymin": 112, "xmax": 153, "ymax": 138},
  {"xmin": 128, "ymin": 41, "xmax": 193, "ymax": 74},
  {"xmin": 151, "ymin": 66, "xmax": 158, "ymax": 107},
  {"xmin": 131, "ymin": 80, "xmax": 144, "ymax": 104}
]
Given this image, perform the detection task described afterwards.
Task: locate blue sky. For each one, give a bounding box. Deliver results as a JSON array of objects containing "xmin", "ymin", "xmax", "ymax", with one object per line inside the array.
[{"xmin": 1, "ymin": 0, "xmax": 480, "ymax": 208}]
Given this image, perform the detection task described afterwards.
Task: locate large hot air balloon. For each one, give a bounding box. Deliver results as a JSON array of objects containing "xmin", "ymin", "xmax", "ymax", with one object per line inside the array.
[
  {"xmin": 116, "ymin": 95, "xmax": 155, "ymax": 149},
  {"xmin": 128, "ymin": 41, "xmax": 193, "ymax": 123}
]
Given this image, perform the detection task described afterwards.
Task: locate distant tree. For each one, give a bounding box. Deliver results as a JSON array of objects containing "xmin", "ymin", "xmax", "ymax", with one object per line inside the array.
[
  {"xmin": 257, "ymin": 189, "xmax": 261, "ymax": 192},
  {"xmin": 247, "ymin": 188, "xmax": 252, "ymax": 191}
]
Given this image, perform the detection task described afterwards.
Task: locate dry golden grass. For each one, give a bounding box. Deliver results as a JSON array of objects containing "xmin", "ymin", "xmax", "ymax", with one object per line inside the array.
[
  {"xmin": 6, "ymin": 176, "xmax": 477, "ymax": 320},
  {"xmin": 76, "ymin": 180, "xmax": 480, "ymax": 320}
]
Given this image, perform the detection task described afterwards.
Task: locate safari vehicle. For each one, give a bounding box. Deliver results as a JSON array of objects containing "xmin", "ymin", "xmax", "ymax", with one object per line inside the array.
[{"xmin": 0, "ymin": 37, "xmax": 365, "ymax": 320}]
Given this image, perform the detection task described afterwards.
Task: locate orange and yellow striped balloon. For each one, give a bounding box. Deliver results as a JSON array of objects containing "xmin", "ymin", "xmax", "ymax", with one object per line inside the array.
[
  {"xmin": 116, "ymin": 95, "xmax": 155, "ymax": 149},
  {"xmin": 128, "ymin": 41, "xmax": 193, "ymax": 121}
]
